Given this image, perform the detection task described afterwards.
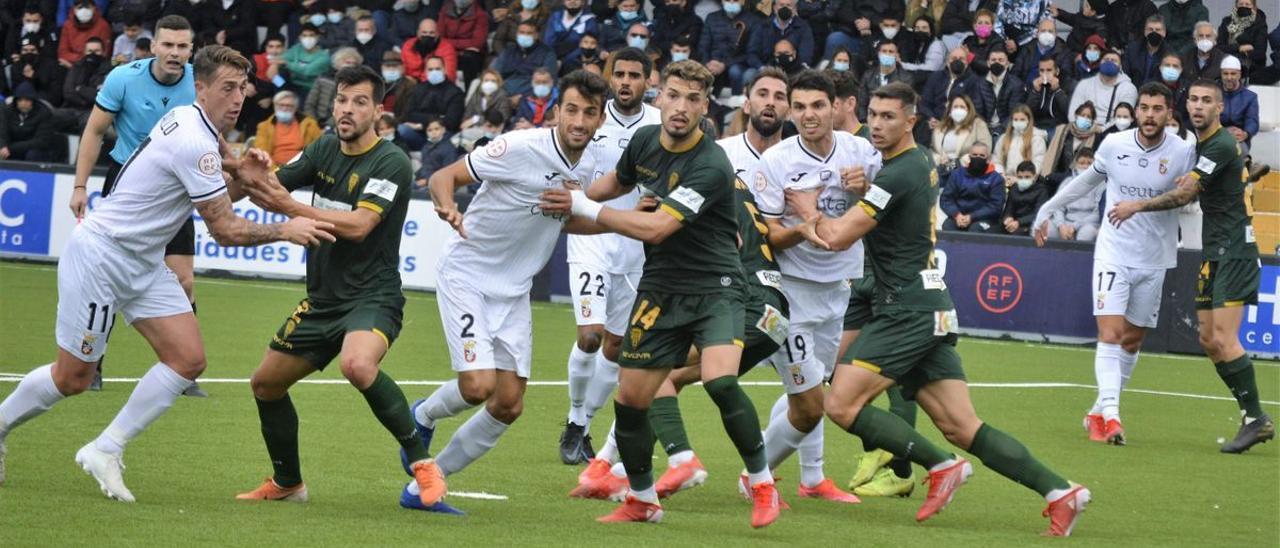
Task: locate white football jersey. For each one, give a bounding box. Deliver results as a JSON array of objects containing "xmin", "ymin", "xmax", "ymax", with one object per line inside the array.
[
  {"xmin": 567, "ymin": 100, "xmax": 661, "ymax": 273},
  {"xmin": 717, "ymin": 132, "xmax": 764, "ymax": 183},
  {"xmin": 751, "ymin": 131, "xmax": 883, "ymax": 283},
  {"xmin": 1092, "ymin": 129, "xmax": 1197, "ymax": 269},
  {"xmin": 441, "ymin": 127, "xmax": 598, "ymax": 298},
  {"xmin": 81, "ymin": 104, "xmax": 225, "ymax": 265}
]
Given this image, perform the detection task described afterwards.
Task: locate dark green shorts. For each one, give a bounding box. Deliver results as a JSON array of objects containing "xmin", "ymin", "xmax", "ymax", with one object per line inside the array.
[
  {"xmin": 619, "ymin": 289, "xmax": 746, "ymax": 369},
  {"xmin": 740, "ymin": 285, "xmax": 788, "ymax": 375},
  {"xmin": 268, "ymin": 296, "xmax": 405, "ymax": 369},
  {"xmin": 844, "ymin": 310, "xmax": 964, "ymax": 400},
  {"xmin": 843, "ymin": 275, "xmax": 876, "ymax": 331},
  {"xmin": 1196, "ymin": 259, "xmax": 1260, "ymax": 310}
]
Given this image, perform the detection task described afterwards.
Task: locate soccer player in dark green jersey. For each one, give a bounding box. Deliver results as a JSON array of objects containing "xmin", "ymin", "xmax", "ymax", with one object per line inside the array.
[
  {"xmin": 788, "ymin": 82, "xmax": 1090, "ymax": 536},
  {"xmin": 1106, "ymin": 79, "xmax": 1272, "ymax": 453},
  {"xmin": 231, "ymin": 66, "xmax": 448, "ymax": 511},
  {"xmin": 541, "ymin": 60, "xmax": 781, "ymax": 528}
]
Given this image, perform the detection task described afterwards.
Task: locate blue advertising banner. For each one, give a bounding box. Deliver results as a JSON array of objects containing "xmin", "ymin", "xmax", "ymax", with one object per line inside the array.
[
  {"xmin": 1240, "ymin": 264, "xmax": 1279, "ymax": 355},
  {"xmin": 0, "ymin": 169, "xmax": 54, "ymax": 255}
]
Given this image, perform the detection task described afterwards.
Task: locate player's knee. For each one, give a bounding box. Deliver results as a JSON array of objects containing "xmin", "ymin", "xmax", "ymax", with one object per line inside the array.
[
  {"xmin": 487, "ymin": 398, "xmax": 524, "ymax": 424},
  {"xmin": 167, "ymin": 355, "xmax": 207, "ymax": 380},
  {"xmin": 576, "ymin": 331, "xmax": 603, "ymax": 353},
  {"xmin": 1198, "ymin": 329, "xmax": 1219, "ymax": 355},
  {"xmin": 790, "ymin": 391, "xmax": 825, "ymax": 431},
  {"xmin": 53, "ymin": 365, "xmax": 95, "ymax": 396},
  {"xmin": 823, "ymin": 393, "xmax": 862, "ymax": 429},
  {"xmin": 935, "ymin": 418, "xmax": 980, "ymax": 449},
  {"xmin": 457, "ymin": 375, "xmax": 496, "ymax": 404},
  {"xmin": 339, "ymin": 356, "xmax": 378, "ymax": 387}
]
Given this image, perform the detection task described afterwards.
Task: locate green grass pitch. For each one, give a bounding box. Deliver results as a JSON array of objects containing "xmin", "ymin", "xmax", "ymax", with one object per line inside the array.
[{"xmin": 0, "ymin": 261, "xmax": 1276, "ymax": 547}]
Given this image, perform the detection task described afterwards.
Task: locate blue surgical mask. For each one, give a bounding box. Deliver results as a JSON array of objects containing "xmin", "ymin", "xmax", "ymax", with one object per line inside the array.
[
  {"xmin": 643, "ymin": 88, "xmax": 658, "ymax": 101},
  {"xmin": 1074, "ymin": 117, "xmax": 1093, "ymax": 131},
  {"xmin": 628, "ymin": 36, "xmax": 648, "ymax": 49},
  {"xmin": 521, "ymin": 0, "xmax": 538, "ymax": 9},
  {"xmin": 1099, "ymin": 60, "xmax": 1119, "ymax": 77},
  {"xmin": 532, "ymin": 83, "xmax": 551, "ymax": 98},
  {"xmin": 878, "ymin": 53, "xmax": 895, "ymax": 67},
  {"xmin": 1160, "ymin": 66, "xmax": 1181, "ymax": 82},
  {"xmin": 618, "ymin": 9, "xmax": 639, "ymax": 21},
  {"xmin": 383, "ymin": 69, "xmax": 402, "ymax": 83},
  {"xmin": 723, "ymin": 1, "xmax": 741, "ymax": 15},
  {"xmin": 1085, "ymin": 49, "xmax": 1100, "ymax": 63},
  {"xmin": 832, "ymin": 61, "xmax": 850, "ymax": 72},
  {"xmin": 671, "ymin": 51, "xmax": 689, "ymax": 62},
  {"xmin": 516, "ymin": 34, "xmax": 535, "ymax": 48},
  {"xmin": 427, "ymin": 69, "xmax": 445, "ymax": 85},
  {"xmin": 327, "ymin": 11, "xmax": 342, "ymax": 23},
  {"xmin": 275, "ymin": 110, "xmax": 294, "ymax": 123},
  {"xmin": 309, "ymin": 13, "xmax": 326, "ymax": 26}
]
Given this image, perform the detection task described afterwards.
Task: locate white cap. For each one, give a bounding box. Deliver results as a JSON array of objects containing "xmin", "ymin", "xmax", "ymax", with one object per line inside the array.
[{"xmin": 1221, "ymin": 55, "xmax": 1242, "ymax": 71}]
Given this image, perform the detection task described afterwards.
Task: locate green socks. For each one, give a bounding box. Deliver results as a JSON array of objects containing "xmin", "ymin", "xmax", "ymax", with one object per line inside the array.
[
  {"xmin": 1216, "ymin": 355, "xmax": 1264, "ymax": 419},
  {"xmin": 848, "ymin": 405, "xmax": 951, "ymax": 469},
  {"xmin": 255, "ymin": 395, "xmax": 302, "ymax": 488},
  {"xmin": 649, "ymin": 396, "xmax": 692, "ymax": 456},
  {"xmin": 886, "ymin": 387, "xmax": 917, "ymax": 478},
  {"xmin": 703, "ymin": 376, "xmax": 768, "ymax": 474},
  {"xmin": 968, "ymin": 423, "xmax": 1070, "ymax": 496},
  {"xmin": 614, "ymin": 400, "xmax": 657, "ymax": 492},
  {"xmin": 360, "ymin": 371, "xmax": 428, "ymax": 463}
]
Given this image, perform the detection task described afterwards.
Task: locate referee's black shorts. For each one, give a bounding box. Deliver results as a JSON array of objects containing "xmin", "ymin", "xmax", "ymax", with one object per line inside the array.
[{"xmin": 102, "ymin": 157, "xmax": 196, "ymax": 257}]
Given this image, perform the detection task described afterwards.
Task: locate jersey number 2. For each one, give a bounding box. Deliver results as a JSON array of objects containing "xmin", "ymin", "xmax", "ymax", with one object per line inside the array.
[{"xmin": 578, "ymin": 272, "xmax": 605, "ymax": 297}]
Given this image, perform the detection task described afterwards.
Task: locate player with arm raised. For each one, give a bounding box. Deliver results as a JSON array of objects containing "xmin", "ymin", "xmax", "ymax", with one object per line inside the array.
[
  {"xmin": 541, "ymin": 60, "xmax": 781, "ymax": 528},
  {"xmin": 232, "ymin": 65, "xmax": 446, "ymax": 510},
  {"xmin": 400, "ymin": 70, "xmax": 609, "ymax": 510},
  {"xmin": 0, "ymin": 45, "xmax": 334, "ymax": 497},
  {"xmin": 1099, "ymin": 79, "xmax": 1272, "ymax": 453},
  {"xmin": 557, "ymin": 48, "xmax": 661, "ymax": 465},
  {"xmin": 1032, "ymin": 82, "xmax": 1197, "ymax": 446},
  {"xmin": 792, "ymin": 82, "xmax": 1090, "ymax": 536}
]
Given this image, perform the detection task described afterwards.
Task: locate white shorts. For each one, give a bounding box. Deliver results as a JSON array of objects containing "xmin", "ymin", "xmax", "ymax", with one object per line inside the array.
[
  {"xmin": 56, "ymin": 228, "xmax": 191, "ymax": 362},
  {"xmin": 437, "ymin": 272, "xmax": 533, "ymax": 378},
  {"xmin": 770, "ymin": 277, "xmax": 850, "ymax": 394},
  {"xmin": 568, "ymin": 262, "xmax": 639, "ymax": 337},
  {"xmin": 1091, "ymin": 261, "xmax": 1165, "ymax": 328}
]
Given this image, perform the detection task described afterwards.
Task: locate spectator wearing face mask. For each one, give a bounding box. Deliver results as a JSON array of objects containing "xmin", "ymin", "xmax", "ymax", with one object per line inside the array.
[
  {"xmin": 962, "ymin": 8, "xmax": 1005, "ymax": 62},
  {"xmin": 1096, "ymin": 102, "xmax": 1135, "ymax": 145},
  {"xmin": 439, "ymin": 0, "xmax": 489, "ymax": 84},
  {"xmin": 1218, "ymin": 0, "xmax": 1268, "ymax": 70},
  {"xmin": 992, "ymin": 104, "xmax": 1046, "ymax": 174},
  {"xmin": 58, "ymin": 0, "xmax": 110, "ymax": 68},
  {"xmin": 62, "ymin": 36, "xmax": 110, "ymax": 113},
  {"xmin": 286, "ymin": 24, "xmax": 334, "ymax": 96},
  {"xmin": 302, "ymin": 46, "xmax": 358, "ymax": 129},
  {"xmin": 652, "ymin": 0, "xmax": 702, "ymax": 54},
  {"xmin": 601, "ymin": 0, "xmax": 648, "ymax": 51},
  {"xmin": 932, "ymin": 94, "xmax": 993, "ymax": 176},
  {"xmin": 493, "ymin": 0, "xmax": 551, "ymax": 52},
  {"xmin": 700, "ymin": 0, "xmax": 759, "ymax": 95},
  {"xmin": 866, "ymin": 15, "xmax": 918, "ymax": 69},
  {"xmin": 460, "ymin": 68, "xmax": 513, "ymax": 142},
  {"xmin": 350, "ymin": 15, "xmax": 393, "ymax": 70},
  {"xmin": 413, "ymin": 117, "xmax": 463, "ymax": 197},
  {"xmin": 1073, "ymin": 34, "xmax": 1106, "ymax": 80},
  {"xmin": 1027, "ymin": 55, "xmax": 1072, "ymax": 130},
  {"xmin": 901, "ymin": 15, "xmax": 945, "ymax": 79},
  {"xmin": 1121, "ymin": 15, "xmax": 1169, "ymax": 84},
  {"xmin": 922, "ymin": 46, "xmax": 995, "ymax": 127},
  {"xmin": 994, "ymin": 0, "xmax": 1051, "ymax": 48},
  {"xmin": 399, "ymin": 55, "xmax": 465, "ymax": 148},
  {"xmin": 317, "ymin": 3, "xmax": 355, "ymax": 50},
  {"xmin": 5, "ymin": 7, "xmax": 57, "ymax": 64},
  {"xmin": 769, "ymin": 39, "xmax": 805, "ymax": 77},
  {"xmin": 999, "ymin": 161, "xmax": 1049, "ymax": 236},
  {"xmin": 1051, "ymin": 0, "xmax": 1112, "ymax": 55},
  {"xmin": 376, "ymin": 112, "xmax": 411, "ymax": 153},
  {"xmin": 857, "ymin": 41, "xmax": 912, "ymax": 120},
  {"xmin": 12, "ymin": 37, "xmax": 67, "ymax": 105},
  {"xmin": 1154, "ymin": 53, "xmax": 1190, "ymax": 119},
  {"xmin": 512, "ymin": 67, "xmax": 557, "ymax": 128},
  {"xmin": 1068, "ymin": 49, "xmax": 1135, "ymax": 126},
  {"xmin": 1012, "ymin": 18, "xmax": 1073, "ymax": 85},
  {"xmin": 1185, "ymin": 21, "xmax": 1226, "ymax": 82},
  {"xmin": 941, "ymin": 142, "xmax": 1006, "ymax": 233},
  {"xmin": 492, "ymin": 19, "xmax": 557, "ymax": 96},
  {"xmin": 1045, "ymin": 147, "xmax": 1103, "ymax": 242},
  {"xmin": 1046, "ymin": 101, "xmax": 1099, "ymax": 180},
  {"xmin": 255, "ymin": 90, "xmax": 322, "ymax": 166},
  {"xmin": 745, "ymin": 0, "xmax": 813, "ymax": 86},
  {"xmin": 0, "ymin": 82, "xmax": 58, "ymax": 162},
  {"xmin": 561, "ymin": 31, "xmax": 604, "ymax": 76},
  {"xmin": 380, "ymin": 51, "xmax": 416, "ymax": 121},
  {"xmin": 471, "ymin": 110, "xmax": 507, "ymax": 149},
  {"xmin": 544, "ymin": 0, "xmax": 597, "ymax": 57},
  {"xmin": 1157, "ymin": 0, "xmax": 1207, "ymax": 56},
  {"xmin": 986, "ymin": 48, "xmax": 1025, "ymax": 132},
  {"xmin": 402, "ymin": 18, "xmax": 458, "ymax": 83}
]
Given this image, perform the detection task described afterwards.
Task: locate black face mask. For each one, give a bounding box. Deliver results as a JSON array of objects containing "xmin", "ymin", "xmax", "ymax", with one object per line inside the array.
[
  {"xmin": 1146, "ymin": 31, "xmax": 1163, "ymax": 47},
  {"xmin": 949, "ymin": 59, "xmax": 966, "ymax": 74},
  {"xmin": 415, "ymin": 36, "xmax": 438, "ymax": 54},
  {"xmin": 775, "ymin": 54, "xmax": 795, "ymax": 67},
  {"xmin": 83, "ymin": 52, "xmax": 103, "ymax": 64},
  {"xmin": 777, "ymin": 6, "xmax": 793, "ymax": 20},
  {"xmin": 580, "ymin": 47, "xmax": 596, "ymax": 58},
  {"xmin": 1236, "ymin": 7, "xmax": 1251, "ymax": 17},
  {"xmin": 967, "ymin": 156, "xmax": 988, "ymax": 175},
  {"xmin": 989, "ymin": 62, "xmax": 1005, "ymax": 76},
  {"xmin": 565, "ymin": 6, "xmax": 581, "ymax": 16}
]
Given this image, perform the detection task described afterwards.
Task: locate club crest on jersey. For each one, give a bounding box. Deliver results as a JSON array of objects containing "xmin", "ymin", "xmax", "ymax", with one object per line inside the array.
[
  {"xmin": 1096, "ymin": 292, "xmax": 1106, "ymax": 310},
  {"xmin": 668, "ymin": 172, "xmax": 680, "ymax": 189},
  {"xmin": 80, "ymin": 333, "xmax": 97, "ymax": 355},
  {"xmin": 820, "ymin": 170, "xmax": 833, "ymax": 182},
  {"xmin": 347, "ymin": 173, "xmax": 360, "ymax": 193},
  {"xmin": 629, "ymin": 327, "xmax": 644, "ymax": 348},
  {"xmin": 463, "ymin": 340, "xmax": 478, "ymax": 363},
  {"xmin": 580, "ymin": 297, "xmax": 592, "ymax": 318},
  {"xmin": 754, "ymin": 171, "xmax": 768, "ymax": 192},
  {"xmin": 789, "ymin": 365, "xmax": 805, "ymax": 386},
  {"xmin": 1138, "ymin": 158, "xmax": 1149, "ymax": 168},
  {"xmin": 1159, "ymin": 158, "xmax": 1169, "ymax": 174},
  {"xmin": 197, "ymin": 152, "xmax": 220, "ymax": 176},
  {"xmin": 485, "ymin": 138, "xmax": 508, "ymax": 158}
]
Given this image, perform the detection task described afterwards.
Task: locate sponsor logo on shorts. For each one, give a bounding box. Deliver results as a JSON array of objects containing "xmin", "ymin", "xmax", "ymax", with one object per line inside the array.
[
  {"xmin": 580, "ymin": 297, "xmax": 592, "ymax": 318},
  {"xmin": 629, "ymin": 327, "xmax": 644, "ymax": 348},
  {"xmin": 622, "ymin": 351, "xmax": 651, "ymax": 360},
  {"xmin": 463, "ymin": 340, "xmax": 478, "ymax": 363}
]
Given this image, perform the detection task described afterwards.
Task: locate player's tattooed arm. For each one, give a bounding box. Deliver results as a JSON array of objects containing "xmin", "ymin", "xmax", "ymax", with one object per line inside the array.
[
  {"xmin": 196, "ymin": 194, "xmax": 336, "ymax": 247},
  {"xmin": 1107, "ymin": 174, "xmax": 1200, "ymax": 227}
]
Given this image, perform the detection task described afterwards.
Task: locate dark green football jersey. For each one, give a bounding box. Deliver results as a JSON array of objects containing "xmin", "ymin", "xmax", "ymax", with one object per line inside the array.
[
  {"xmin": 274, "ymin": 136, "xmax": 413, "ymax": 304},
  {"xmin": 615, "ymin": 125, "xmax": 746, "ymax": 294},
  {"xmin": 850, "ymin": 123, "xmax": 871, "ymax": 140},
  {"xmin": 855, "ymin": 145, "xmax": 954, "ymax": 313},
  {"xmin": 1192, "ymin": 126, "xmax": 1258, "ymax": 261},
  {"xmin": 735, "ymin": 176, "xmax": 781, "ymax": 288}
]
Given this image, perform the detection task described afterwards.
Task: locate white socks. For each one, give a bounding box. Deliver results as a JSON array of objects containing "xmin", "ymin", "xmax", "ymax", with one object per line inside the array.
[
  {"xmin": 94, "ymin": 363, "xmax": 192, "ymax": 455},
  {"xmin": 566, "ymin": 343, "xmax": 598, "ymax": 426},
  {"xmin": 762, "ymin": 393, "xmax": 825, "ymax": 487},
  {"xmin": 798, "ymin": 421, "xmax": 825, "ymax": 488},
  {"xmin": 631, "ymin": 485, "xmax": 659, "ymax": 503},
  {"xmin": 436, "ymin": 407, "xmax": 509, "ymax": 476},
  {"xmin": 0, "ymin": 364, "xmax": 64, "ymax": 441},
  {"xmin": 1092, "ymin": 343, "xmax": 1123, "ymax": 421},
  {"xmin": 418, "ymin": 380, "xmax": 472, "ymax": 429},
  {"xmin": 667, "ymin": 449, "xmax": 694, "ymax": 467},
  {"xmin": 1118, "ymin": 348, "xmax": 1139, "ymax": 389},
  {"xmin": 595, "ymin": 421, "xmax": 619, "ymax": 463},
  {"xmin": 582, "ymin": 354, "xmax": 619, "ymax": 430}
]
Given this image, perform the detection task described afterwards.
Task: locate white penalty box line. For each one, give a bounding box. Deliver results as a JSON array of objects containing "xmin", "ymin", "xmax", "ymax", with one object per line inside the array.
[{"xmin": 0, "ymin": 376, "xmax": 1275, "ymax": 407}]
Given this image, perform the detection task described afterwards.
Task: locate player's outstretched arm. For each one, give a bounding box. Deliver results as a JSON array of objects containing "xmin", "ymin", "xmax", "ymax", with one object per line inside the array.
[
  {"xmin": 1032, "ymin": 167, "xmax": 1104, "ymax": 246},
  {"xmin": 786, "ymin": 188, "xmax": 876, "ymax": 251},
  {"xmin": 584, "ymin": 171, "xmax": 628, "ymax": 201},
  {"xmin": 1107, "ymin": 173, "xmax": 1200, "ymax": 227},
  {"xmin": 69, "ymin": 106, "xmax": 115, "ymax": 219},
  {"xmin": 428, "ymin": 158, "xmax": 476, "ymax": 238},
  {"xmin": 540, "ymin": 187, "xmax": 683, "ymax": 244},
  {"xmin": 237, "ymin": 152, "xmax": 384, "ymax": 242},
  {"xmin": 196, "ymin": 193, "xmax": 337, "ymax": 247}
]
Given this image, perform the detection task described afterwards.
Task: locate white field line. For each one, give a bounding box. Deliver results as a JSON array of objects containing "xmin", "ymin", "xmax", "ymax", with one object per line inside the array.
[
  {"xmin": 0, "ymin": 375, "xmax": 1274, "ymax": 406},
  {"xmin": 449, "ymin": 491, "xmax": 509, "ymax": 501}
]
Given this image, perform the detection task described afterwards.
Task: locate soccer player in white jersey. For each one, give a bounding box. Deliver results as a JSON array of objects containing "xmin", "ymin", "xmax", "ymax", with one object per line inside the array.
[
  {"xmin": 1033, "ymin": 82, "xmax": 1197, "ymax": 446},
  {"xmin": 750, "ymin": 70, "xmax": 880, "ymax": 502},
  {"xmin": 0, "ymin": 45, "xmax": 334, "ymax": 497},
  {"xmin": 406, "ymin": 71, "xmax": 610, "ymax": 507},
  {"xmin": 558, "ymin": 48, "xmax": 661, "ymax": 464}
]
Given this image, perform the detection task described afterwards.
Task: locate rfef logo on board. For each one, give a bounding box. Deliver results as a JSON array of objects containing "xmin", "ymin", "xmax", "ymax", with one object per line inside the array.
[
  {"xmin": 0, "ymin": 171, "xmax": 54, "ymax": 254},
  {"xmin": 976, "ymin": 262, "xmax": 1023, "ymax": 314}
]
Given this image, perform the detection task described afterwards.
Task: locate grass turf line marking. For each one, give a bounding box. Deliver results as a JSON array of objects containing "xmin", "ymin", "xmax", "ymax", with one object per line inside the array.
[
  {"xmin": 450, "ymin": 491, "xmax": 509, "ymax": 501},
  {"xmin": 2, "ymin": 375, "xmax": 1274, "ymax": 406}
]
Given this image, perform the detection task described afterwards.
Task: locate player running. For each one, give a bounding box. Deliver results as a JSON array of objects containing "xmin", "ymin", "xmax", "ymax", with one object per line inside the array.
[
  {"xmin": 791, "ymin": 82, "xmax": 1090, "ymax": 536},
  {"xmin": 558, "ymin": 48, "xmax": 661, "ymax": 464},
  {"xmin": 406, "ymin": 70, "xmax": 610, "ymax": 509},
  {"xmin": 0, "ymin": 45, "xmax": 333, "ymax": 498},
  {"xmin": 1101, "ymin": 77, "xmax": 1273, "ymax": 453},
  {"xmin": 1033, "ymin": 82, "xmax": 1197, "ymax": 446},
  {"xmin": 543, "ymin": 60, "xmax": 781, "ymax": 528}
]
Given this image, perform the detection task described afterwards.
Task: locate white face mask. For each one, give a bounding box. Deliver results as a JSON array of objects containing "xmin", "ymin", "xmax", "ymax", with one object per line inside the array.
[
  {"xmin": 1015, "ymin": 178, "xmax": 1034, "ymax": 190},
  {"xmin": 1011, "ymin": 119, "xmax": 1028, "ymax": 132},
  {"xmin": 481, "ymin": 80, "xmax": 499, "ymax": 95},
  {"xmin": 300, "ymin": 36, "xmax": 318, "ymax": 50},
  {"xmin": 74, "ymin": 7, "xmax": 93, "ymax": 23},
  {"xmin": 950, "ymin": 108, "xmax": 968, "ymax": 123},
  {"xmin": 1038, "ymin": 31, "xmax": 1056, "ymax": 48},
  {"xmin": 356, "ymin": 32, "xmax": 374, "ymax": 45},
  {"xmin": 1114, "ymin": 117, "xmax": 1132, "ymax": 130},
  {"xmin": 881, "ymin": 26, "xmax": 899, "ymax": 40},
  {"xmin": 22, "ymin": 22, "xmax": 40, "ymax": 34},
  {"xmin": 1196, "ymin": 38, "xmax": 1215, "ymax": 53}
]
